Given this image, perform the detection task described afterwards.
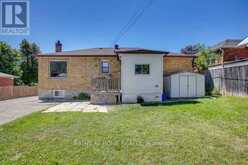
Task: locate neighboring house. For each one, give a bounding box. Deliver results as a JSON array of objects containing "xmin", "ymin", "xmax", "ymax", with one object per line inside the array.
[
  {"xmin": 0, "ymin": 72, "xmax": 17, "ymax": 86},
  {"xmin": 37, "ymin": 41, "xmax": 195, "ymax": 103},
  {"xmin": 163, "ymin": 53, "xmax": 195, "ymax": 76},
  {"xmin": 237, "ymin": 37, "xmax": 248, "ymax": 48},
  {"xmin": 211, "ymin": 38, "xmax": 248, "ymax": 64}
]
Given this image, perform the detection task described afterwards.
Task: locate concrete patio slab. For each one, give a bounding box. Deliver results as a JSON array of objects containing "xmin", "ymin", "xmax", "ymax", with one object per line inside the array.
[{"xmin": 43, "ymin": 102, "xmax": 111, "ymax": 113}]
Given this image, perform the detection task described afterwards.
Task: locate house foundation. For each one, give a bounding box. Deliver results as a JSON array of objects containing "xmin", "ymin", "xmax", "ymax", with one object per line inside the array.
[{"xmin": 90, "ymin": 91, "xmax": 121, "ymax": 105}]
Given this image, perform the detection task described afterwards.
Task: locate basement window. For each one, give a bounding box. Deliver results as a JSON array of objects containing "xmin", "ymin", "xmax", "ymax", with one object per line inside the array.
[
  {"xmin": 50, "ymin": 61, "xmax": 67, "ymax": 78},
  {"xmin": 101, "ymin": 61, "xmax": 110, "ymax": 73},
  {"xmin": 53, "ymin": 90, "xmax": 65, "ymax": 98},
  {"xmin": 135, "ymin": 64, "xmax": 150, "ymax": 74}
]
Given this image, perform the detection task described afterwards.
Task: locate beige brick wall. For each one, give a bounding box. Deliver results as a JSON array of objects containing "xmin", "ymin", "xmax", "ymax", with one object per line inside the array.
[
  {"xmin": 38, "ymin": 56, "xmax": 120, "ymax": 93},
  {"xmin": 38, "ymin": 55, "xmax": 194, "ymax": 99},
  {"xmin": 163, "ymin": 56, "xmax": 194, "ymax": 75}
]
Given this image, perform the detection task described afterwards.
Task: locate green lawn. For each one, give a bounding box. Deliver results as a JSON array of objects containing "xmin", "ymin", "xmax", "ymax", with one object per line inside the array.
[{"xmin": 0, "ymin": 97, "xmax": 247, "ymax": 164}]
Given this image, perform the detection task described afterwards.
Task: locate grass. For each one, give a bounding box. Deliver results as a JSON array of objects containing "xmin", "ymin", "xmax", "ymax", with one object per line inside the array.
[{"xmin": 0, "ymin": 97, "xmax": 247, "ymax": 164}]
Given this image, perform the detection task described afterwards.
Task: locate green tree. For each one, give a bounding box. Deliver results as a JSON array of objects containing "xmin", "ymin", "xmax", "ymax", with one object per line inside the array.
[
  {"xmin": 194, "ymin": 46, "xmax": 218, "ymax": 72},
  {"xmin": 0, "ymin": 42, "xmax": 22, "ymax": 84},
  {"xmin": 20, "ymin": 39, "xmax": 41, "ymax": 85}
]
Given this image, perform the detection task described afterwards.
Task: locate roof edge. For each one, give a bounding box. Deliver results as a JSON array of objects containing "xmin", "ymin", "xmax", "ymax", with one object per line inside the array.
[
  {"xmin": 116, "ymin": 50, "xmax": 169, "ymax": 54},
  {"xmin": 209, "ymin": 58, "xmax": 248, "ymax": 67},
  {"xmin": 36, "ymin": 54, "xmax": 117, "ymax": 57}
]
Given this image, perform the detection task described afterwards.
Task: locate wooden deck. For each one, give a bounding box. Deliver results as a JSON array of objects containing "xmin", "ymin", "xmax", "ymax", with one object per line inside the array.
[
  {"xmin": 91, "ymin": 78, "xmax": 120, "ymax": 92},
  {"xmin": 91, "ymin": 78, "xmax": 121, "ymax": 104}
]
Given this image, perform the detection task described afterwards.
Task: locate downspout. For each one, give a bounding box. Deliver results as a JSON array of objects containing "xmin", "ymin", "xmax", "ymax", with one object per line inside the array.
[
  {"xmin": 220, "ymin": 48, "xmax": 225, "ymax": 67},
  {"xmin": 220, "ymin": 48, "xmax": 225, "ymax": 93},
  {"xmin": 114, "ymin": 49, "xmax": 122, "ymax": 103}
]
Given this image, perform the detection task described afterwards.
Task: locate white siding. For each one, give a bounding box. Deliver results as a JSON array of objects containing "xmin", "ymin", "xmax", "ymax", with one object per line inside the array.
[{"xmin": 120, "ymin": 54, "xmax": 164, "ymax": 103}]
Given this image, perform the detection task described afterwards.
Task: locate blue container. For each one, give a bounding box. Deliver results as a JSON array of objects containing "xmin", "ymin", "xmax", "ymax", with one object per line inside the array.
[{"xmin": 162, "ymin": 92, "xmax": 167, "ymax": 102}]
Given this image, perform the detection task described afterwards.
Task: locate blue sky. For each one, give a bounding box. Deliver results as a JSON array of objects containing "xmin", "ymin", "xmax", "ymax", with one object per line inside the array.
[{"xmin": 1, "ymin": 0, "xmax": 248, "ymax": 53}]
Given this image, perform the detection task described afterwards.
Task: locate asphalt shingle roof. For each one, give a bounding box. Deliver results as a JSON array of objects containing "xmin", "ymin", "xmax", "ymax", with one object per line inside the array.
[
  {"xmin": 39, "ymin": 48, "xmax": 169, "ymax": 56},
  {"xmin": 211, "ymin": 39, "xmax": 242, "ymax": 50}
]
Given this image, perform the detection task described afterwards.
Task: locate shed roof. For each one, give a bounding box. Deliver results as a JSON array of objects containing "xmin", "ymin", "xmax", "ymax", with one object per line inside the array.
[{"xmin": 0, "ymin": 72, "xmax": 18, "ymax": 78}]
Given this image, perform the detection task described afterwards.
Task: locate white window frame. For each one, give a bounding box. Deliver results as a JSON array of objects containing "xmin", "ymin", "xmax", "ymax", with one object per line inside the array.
[{"xmin": 100, "ymin": 60, "xmax": 110, "ymax": 74}]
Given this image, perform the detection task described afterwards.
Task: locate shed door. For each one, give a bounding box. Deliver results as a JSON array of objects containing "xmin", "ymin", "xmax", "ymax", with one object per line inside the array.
[
  {"xmin": 197, "ymin": 75, "xmax": 205, "ymax": 96},
  {"xmin": 168, "ymin": 73, "xmax": 205, "ymax": 98},
  {"xmin": 188, "ymin": 75, "xmax": 196, "ymax": 97},
  {"xmin": 179, "ymin": 75, "xmax": 188, "ymax": 97},
  {"xmin": 170, "ymin": 74, "xmax": 180, "ymax": 98}
]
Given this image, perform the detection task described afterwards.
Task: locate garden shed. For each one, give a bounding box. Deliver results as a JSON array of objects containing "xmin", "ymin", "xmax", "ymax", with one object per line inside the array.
[{"xmin": 164, "ymin": 72, "xmax": 205, "ymax": 98}]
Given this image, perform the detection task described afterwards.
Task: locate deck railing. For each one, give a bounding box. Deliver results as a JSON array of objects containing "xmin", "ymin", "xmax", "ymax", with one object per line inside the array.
[{"xmin": 91, "ymin": 78, "xmax": 120, "ymax": 92}]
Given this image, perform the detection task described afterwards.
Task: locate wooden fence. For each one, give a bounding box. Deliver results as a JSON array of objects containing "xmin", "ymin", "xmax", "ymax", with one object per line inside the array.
[
  {"xmin": 0, "ymin": 86, "xmax": 38, "ymax": 100},
  {"xmin": 206, "ymin": 60, "xmax": 248, "ymax": 96},
  {"xmin": 91, "ymin": 78, "xmax": 120, "ymax": 92}
]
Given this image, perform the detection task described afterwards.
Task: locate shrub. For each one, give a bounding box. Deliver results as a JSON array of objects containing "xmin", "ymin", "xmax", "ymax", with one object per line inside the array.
[
  {"xmin": 206, "ymin": 88, "xmax": 212, "ymax": 96},
  {"xmin": 75, "ymin": 92, "xmax": 90, "ymax": 100},
  {"xmin": 137, "ymin": 96, "xmax": 144, "ymax": 104},
  {"xmin": 211, "ymin": 88, "xmax": 221, "ymax": 96},
  {"xmin": 205, "ymin": 88, "xmax": 221, "ymax": 96},
  {"xmin": 141, "ymin": 102, "xmax": 159, "ymax": 106}
]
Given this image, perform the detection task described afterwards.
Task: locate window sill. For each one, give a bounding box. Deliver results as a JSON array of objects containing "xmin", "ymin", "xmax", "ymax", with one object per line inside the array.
[
  {"xmin": 49, "ymin": 77, "xmax": 67, "ymax": 80},
  {"xmin": 135, "ymin": 74, "xmax": 151, "ymax": 76}
]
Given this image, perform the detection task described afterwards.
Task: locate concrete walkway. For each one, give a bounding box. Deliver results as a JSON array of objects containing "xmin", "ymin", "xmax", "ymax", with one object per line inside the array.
[
  {"xmin": 43, "ymin": 102, "xmax": 110, "ymax": 113},
  {"xmin": 0, "ymin": 96, "xmax": 58, "ymax": 125}
]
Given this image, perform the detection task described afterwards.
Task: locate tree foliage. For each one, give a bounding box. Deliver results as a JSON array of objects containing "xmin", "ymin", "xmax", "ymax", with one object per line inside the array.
[
  {"xmin": 0, "ymin": 42, "xmax": 22, "ymax": 84},
  {"xmin": 194, "ymin": 46, "xmax": 218, "ymax": 72},
  {"xmin": 0, "ymin": 40, "xmax": 41, "ymax": 85},
  {"xmin": 20, "ymin": 39, "xmax": 40, "ymax": 85}
]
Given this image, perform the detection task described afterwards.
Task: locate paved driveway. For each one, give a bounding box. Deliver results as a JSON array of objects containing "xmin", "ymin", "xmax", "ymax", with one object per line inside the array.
[{"xmin": 0, "ymin": 96, "xmax": 58, "ymax": 125}]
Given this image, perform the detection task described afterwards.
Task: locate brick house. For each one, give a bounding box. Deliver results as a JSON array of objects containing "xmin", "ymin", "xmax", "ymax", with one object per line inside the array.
[
  {"xmin": 211, "ymin": 38, "xmax": 248, "ymax": 64},
  {"xmin": 37, "ymin": 41, "xmax": 195, "ymax": 103},
  {"xmin": 0, "ymin": 72, "xmax": 17, "ymax": 86}
]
